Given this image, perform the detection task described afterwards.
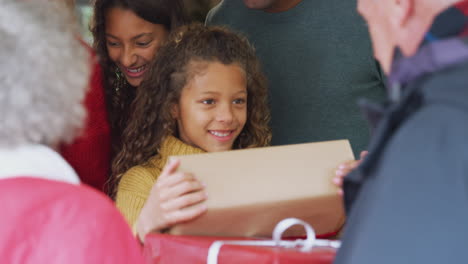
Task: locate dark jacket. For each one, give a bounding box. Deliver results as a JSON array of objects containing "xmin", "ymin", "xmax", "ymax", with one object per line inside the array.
[{"xmin": 335, "ymin": 4, "xmax": 468, "ymax": 264}]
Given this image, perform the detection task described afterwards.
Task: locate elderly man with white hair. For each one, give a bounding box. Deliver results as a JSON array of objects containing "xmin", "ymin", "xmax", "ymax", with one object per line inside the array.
[
  {"xmin": 0, "ymin": 1, "xmax": 144, "ymax": 263},
  {"xmin": 335, "ymin": 0, "xmax": 468, "ymax": 263},
  {"xmin": 0, "ymin": 0, "xmax": 87, "ymax": 183}
]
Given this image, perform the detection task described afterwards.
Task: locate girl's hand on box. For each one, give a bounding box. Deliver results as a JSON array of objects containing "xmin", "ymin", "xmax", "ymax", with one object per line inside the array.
[
  {"xmin": 333, "ymin": 151, "xmax": 368, "ymax": 196},
  {"xmin": 136, "ymin": 159, "xmax": 208, "ymax": 242}
]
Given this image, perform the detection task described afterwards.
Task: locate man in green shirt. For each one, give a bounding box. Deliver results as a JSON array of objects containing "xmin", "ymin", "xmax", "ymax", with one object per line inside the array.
[{"xmin": 206, "ymin": 0, "xmax": 385, "ymax": 156}]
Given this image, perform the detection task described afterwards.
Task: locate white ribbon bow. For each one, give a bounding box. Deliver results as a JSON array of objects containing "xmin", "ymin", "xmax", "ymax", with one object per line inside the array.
[{"xmin": 206, "ymin": 217, "xmax": 341, "ymax": 264}]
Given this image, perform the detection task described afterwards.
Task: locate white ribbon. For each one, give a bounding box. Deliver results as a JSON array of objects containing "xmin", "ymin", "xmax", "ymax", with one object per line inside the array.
[{"xmin": 206, "ymin": 218, "xmax": 341, "ymax": 264}]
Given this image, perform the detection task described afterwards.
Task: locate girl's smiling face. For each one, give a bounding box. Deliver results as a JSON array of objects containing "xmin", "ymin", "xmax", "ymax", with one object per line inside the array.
[
  {"xmin": 173, "ymin": 61, "xmax": 248, "ymax": 152},
  {"xmin": 105, "ymin": 7, "xmax": 168, "ymax": 87}
]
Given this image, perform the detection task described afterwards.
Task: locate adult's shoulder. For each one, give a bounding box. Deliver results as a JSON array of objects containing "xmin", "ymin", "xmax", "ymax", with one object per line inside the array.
[
  {"xmin": 0, "ymin": 178, "xmax": 145, "ymax": 264},
  {"xmin": 388, "ymin": 102, "xmax": 468, "ymax": 158}
]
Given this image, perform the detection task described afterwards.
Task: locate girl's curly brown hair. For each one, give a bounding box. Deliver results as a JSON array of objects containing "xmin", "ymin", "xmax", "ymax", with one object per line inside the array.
[
  {"xmin": 90, "ymin": 0, "xmax": 189, "ymax": 155},
  {"xmin": 109, "ymin": 24, "xmax": 272, "ymax": 197}
]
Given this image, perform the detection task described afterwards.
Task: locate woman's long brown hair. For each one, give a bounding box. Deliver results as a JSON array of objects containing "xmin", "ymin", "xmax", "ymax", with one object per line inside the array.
[
  {"xmin": 90, "ymin": 0, "xmax": 189, "ymax": 157},
  {"xmin": 109, "ymin": 24, "xmax": 272, "ymax": 197}
]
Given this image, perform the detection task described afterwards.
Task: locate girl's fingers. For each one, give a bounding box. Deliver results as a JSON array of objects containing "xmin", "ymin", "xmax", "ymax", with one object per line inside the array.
[
  {"xmin": 160, "ymin": 190, "xmax": 207, "ymax": 212},
  {"xmin": 336, "ymin": 159, "xmax": 360, "ymax": 177},
  {"xmin": 337, "ymin": 188, "xmax": 344, "ymax": 196},
  {"xmin": 156, "ymin": 172, "xmax": 196, "ymax": 190},
  {"xmin": 335, "ymin": 165, "xmax": 352, "ymax": 180},
  {"xmin": 349, "ymin": 160, "xmax": 360, "ymax": 170},
  {"xmin": 360, "ymin": 150, "xmax": 369, "ymax": 159},
  {"xmin": 333, "ymin": 176, "xmax": 343, "ymax": 186},
  {"xmin": 161, "ymin": 179, "xmax": 205, "ymax": 201},
  {"xmin": 164, "ymin": 203, "xmax": 208, "ymax": 227},
  {"xmin": 335, "ymin": 168, "xmax": 346, "ymax": 177},
  {"xmin": 159, "ymin": 158, "xmax": 181, "ymax": 180}
]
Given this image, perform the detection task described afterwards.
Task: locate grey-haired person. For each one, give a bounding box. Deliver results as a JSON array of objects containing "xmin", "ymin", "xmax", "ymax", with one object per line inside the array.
[
  {"xmin": 0, "ymin": 1, "xmax": 145, "ymax": 263},
  {"xmin": 0, "ymin": 0, "xmax": 88, "ymax": 183}
]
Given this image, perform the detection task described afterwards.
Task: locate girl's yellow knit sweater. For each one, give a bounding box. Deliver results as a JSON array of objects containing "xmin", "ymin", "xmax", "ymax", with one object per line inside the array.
[{"xmin": 115, "ymin": 136, "xmax": 204, "ymax": 232}]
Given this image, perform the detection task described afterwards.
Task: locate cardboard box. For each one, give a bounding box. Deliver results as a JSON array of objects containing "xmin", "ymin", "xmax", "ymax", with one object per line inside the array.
[{"xmin": 169, "ymin": 140, "xmax": 354, "ymax": 237}]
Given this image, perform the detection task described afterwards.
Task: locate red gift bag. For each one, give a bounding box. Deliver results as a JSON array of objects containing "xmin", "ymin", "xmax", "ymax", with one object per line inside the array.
[{"xmin": 144, "ymin": 218, "xmax": 339, "ymax": 264}]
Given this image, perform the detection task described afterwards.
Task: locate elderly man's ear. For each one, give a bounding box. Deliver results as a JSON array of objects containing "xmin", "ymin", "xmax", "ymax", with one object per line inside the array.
[
  {"xmin": 391, "ymin": 0, "xmax": 425, "ymax": 57},
  {"xmin": 391, "ymin": 0, "xmax": 413, "ymax": 29}
]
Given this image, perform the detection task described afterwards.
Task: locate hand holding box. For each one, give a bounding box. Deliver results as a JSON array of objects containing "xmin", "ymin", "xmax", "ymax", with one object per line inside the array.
[{"xmin": 169, "ymin": 140, "xmax": 355, "ymax": 237}]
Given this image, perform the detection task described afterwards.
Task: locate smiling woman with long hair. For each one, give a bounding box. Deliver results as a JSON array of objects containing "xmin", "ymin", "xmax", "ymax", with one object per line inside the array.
[{"xmin": 91, "ymin": 0, "xmax": 189, "ymax": 163}]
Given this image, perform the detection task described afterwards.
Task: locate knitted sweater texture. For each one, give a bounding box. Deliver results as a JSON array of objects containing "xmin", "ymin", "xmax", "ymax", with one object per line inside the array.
[{"xmin": 115, "ymin": 136, "xmax": 204, "ymax": 232}]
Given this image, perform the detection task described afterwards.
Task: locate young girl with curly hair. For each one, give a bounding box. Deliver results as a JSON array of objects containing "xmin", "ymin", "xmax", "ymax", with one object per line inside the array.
[
  {"xmin": 112, "ymin": 24, "xmax": 271, "ymax": 242},
  {"xmin": 91, "ymin": 0, "xmax": 189, "ymax": 157}
]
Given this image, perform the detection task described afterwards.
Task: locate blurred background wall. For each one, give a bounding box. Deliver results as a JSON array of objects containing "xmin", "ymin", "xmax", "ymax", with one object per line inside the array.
[{"xmin": 75, "ymin": 0, "xmax": 221, "ymax": 43}]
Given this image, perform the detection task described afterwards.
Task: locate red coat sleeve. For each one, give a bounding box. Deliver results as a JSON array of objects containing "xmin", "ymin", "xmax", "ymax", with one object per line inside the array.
[
  {"xmin": 0, "ymin": 178, "xmax": 144, "ymax": 264},
  {"xmin": 60, "ymin": 42, "xmax": 111, "ymax": 192}
]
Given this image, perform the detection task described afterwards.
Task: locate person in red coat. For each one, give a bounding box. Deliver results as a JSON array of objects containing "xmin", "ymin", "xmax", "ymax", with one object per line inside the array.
[
  {"xmin": 90, "ymin": 0, "xmax": 190, "ymax": 196},
  {"xmin": 60, "ymin": 44, "xmax": 112, "ymax": 193},
  {"xmin": 59, "ymin": 0, "xmax": 112, "ymax": 193}
]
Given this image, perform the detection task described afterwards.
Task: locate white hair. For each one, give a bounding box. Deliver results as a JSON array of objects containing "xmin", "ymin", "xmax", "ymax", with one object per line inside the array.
[{"xmin": 0, "ymin": 0, "xmax": 89, "ymax": 147}]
